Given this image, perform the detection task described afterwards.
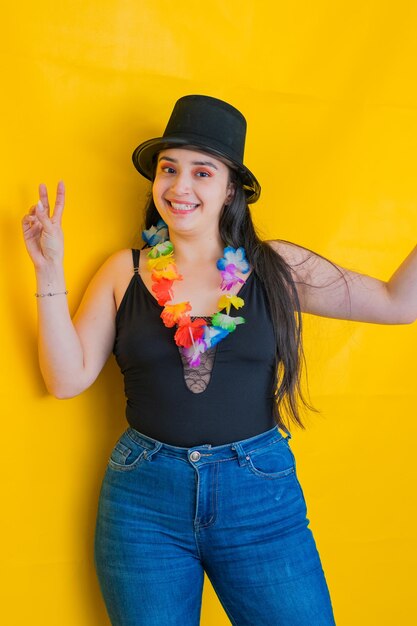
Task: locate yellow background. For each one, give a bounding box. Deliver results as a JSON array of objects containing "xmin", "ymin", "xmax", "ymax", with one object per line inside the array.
[{"xmin": 2, "ymin": 1, "xmax": 417, "ymax": 624}]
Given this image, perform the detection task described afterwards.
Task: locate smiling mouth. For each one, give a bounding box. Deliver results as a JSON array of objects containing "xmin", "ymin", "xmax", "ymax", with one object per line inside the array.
[{"xmin": 167, "ymin": 201, "xmax": 200, "ymax": 212}]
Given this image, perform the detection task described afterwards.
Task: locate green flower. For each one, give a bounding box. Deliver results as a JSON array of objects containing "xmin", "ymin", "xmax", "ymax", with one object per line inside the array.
[
  {"xmin": 211, "ymin": 313, "xmax": 245, "ymax": 331},
  {"xmin": 147, "ymin": 240, "xmax": 174, "ymax": 258}
]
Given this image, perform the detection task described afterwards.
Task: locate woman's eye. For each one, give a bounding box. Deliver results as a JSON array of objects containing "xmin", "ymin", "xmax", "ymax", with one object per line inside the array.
[
  {"xmin": 161, "ymin": 166, "xmax": 176, "ymax": 173},
  {"xmin": 196, "ymin": 171, "xmax": 210, "ymax": 177}
]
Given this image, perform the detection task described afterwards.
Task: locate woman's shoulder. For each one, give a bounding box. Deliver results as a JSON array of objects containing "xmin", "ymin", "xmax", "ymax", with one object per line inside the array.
[
  {"xmin": 87, "ymin": 248, "xmax": 137, "ymax": 294},
  {"xmin": 264, "ymin": 239, "xmax": 326, "ymax": 286},
  {"xmin": 96, "ymin": 248, "xmax": 140, "ymax": 310},
  {"xmin": 100, "ymin": 247, "xmax": 138, "ymax": 274},
  {"xmin": 265, "ymin": 239, "xmax": 313, "ymax": 266}
]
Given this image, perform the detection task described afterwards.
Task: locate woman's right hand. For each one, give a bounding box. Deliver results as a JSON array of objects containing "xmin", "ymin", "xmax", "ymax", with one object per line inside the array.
[{"xmin": 22, "ymin": 181, "xmax": 65, "ymax": 269}]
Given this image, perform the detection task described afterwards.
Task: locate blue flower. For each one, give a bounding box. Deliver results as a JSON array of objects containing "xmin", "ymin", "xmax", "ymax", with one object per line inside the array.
[
  {"xmin": 142, "ymin": 219, "xmax": 169, "ymax": 246},
  {"xmin": 204, "ymin": 325, "xmax": 230, "ymax": 348},
  {"xmin": 216, "ymin": 247, "xmax": 250, "ymax": 273}
]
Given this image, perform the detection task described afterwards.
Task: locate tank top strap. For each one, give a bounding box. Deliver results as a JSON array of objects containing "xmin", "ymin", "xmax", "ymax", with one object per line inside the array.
[{"xmin": 131, "ymin": 248, "xmax": 140, "ymax": 275}]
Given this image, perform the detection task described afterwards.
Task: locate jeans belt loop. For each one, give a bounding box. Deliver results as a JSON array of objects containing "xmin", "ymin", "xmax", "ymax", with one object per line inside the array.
[
  {"xmin": 145, "ymin": 441, "xmax": 162, "ymax": 461},
  {"xmin": 231, "ymin": 442, "xmax": 249, "ymax": 467}
]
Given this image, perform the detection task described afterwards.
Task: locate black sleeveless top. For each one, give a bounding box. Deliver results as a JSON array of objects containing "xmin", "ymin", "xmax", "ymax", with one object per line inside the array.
[{"xmin": 113, "ymin": 249, "xmax": 277, "ymax": 447}]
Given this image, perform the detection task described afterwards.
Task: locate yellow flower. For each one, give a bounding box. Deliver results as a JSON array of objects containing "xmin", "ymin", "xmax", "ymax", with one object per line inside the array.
[
  {"xmin": 217, "ymin": 295, "xmax": 244, "ymax": 315},
  {"xmin": 152, "ymin": 263, "xmax": 182, "ymax": 281},
  {"xmin": 147, "ymin": 251, "xmax": 174, "ymax": 271}
]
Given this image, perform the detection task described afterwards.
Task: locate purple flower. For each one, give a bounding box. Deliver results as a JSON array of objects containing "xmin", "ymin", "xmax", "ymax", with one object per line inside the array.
[
  {"xmin": 181, "ymin": 338, "xmax": 207, "ymax": 367},
  {"xmin": 220, "ymin": 264, "xmax": 245, "ymax": 290}
]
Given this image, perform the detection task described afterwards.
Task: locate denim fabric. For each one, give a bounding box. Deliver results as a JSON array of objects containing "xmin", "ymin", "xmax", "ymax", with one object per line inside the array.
[{"xmin": 94, "ymin": 425, "xmax": 336, "ymax": 625}]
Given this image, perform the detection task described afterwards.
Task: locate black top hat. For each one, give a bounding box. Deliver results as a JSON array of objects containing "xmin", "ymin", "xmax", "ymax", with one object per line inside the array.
[{"xmin": 132, "ymin": 95, "xmax": 261, "ymax": 204}]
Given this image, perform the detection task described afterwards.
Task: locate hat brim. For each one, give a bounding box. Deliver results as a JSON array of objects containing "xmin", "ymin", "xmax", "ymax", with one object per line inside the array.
[{"xmin": 132, "ymin": 136, "xmax": 261, "ymax": 204}]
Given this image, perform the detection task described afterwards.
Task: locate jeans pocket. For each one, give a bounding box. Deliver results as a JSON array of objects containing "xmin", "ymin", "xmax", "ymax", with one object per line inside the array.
[
  {"xmin": 246, "ymin": 436, "xmax": 295, "ymax": 480},
  {"xmin": 108, "ymin": 430, "xmax": 148, "ymax": 472}
]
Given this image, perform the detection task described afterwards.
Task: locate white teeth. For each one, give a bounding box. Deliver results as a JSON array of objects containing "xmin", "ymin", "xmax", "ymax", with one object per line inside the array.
[{"xmin": 170, "ymin": 202, "xmax": 198, "ymax": 211}]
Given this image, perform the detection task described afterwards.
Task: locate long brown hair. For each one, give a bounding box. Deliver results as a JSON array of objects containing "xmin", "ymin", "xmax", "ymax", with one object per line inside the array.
[{"xmin": 142, "ymin": 168, "xmax": 350, "ymax": 432}]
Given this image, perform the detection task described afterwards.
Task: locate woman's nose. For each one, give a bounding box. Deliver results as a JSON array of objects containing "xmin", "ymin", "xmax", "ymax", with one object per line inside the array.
[{"xmin": 170, "ymin": 171, "xmax": 192, "ymax": 195}]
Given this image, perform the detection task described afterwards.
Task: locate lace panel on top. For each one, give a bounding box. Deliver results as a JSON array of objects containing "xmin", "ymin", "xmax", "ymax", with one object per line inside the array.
[{"xmin": 179, "ymin": 316, "xmax": 216, "ymax": 393}]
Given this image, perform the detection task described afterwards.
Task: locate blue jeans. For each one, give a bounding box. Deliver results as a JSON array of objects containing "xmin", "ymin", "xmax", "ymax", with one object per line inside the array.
[{"xmin": 94, "ymin": 425, "xmax": 336, "ymax": 625}]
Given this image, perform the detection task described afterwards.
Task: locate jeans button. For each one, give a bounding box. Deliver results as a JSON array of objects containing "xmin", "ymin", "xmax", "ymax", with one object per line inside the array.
[{"xmin": 190, "ymin": 451, "xmax": 201, "ymax": 462}]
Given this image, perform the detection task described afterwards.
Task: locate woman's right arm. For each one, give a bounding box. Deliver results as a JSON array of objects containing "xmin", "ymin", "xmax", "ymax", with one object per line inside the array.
[{"xmin": 22, "ymin": 182, "xmax": 118, "ymax": 398}]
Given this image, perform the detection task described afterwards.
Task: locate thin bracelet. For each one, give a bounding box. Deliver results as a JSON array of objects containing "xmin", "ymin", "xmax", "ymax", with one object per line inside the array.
[{"xmin": 34, "ymin": 290, "xmax": 69, "ymax": 298}]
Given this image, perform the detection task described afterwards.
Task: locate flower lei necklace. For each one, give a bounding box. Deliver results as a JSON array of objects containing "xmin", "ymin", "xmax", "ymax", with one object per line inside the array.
[{"xmin": 142, "ymin": 219, "xmax": 250, "ymax": 367}]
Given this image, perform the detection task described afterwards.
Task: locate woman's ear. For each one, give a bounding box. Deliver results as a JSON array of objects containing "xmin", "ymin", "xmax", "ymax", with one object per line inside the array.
[{"xmin": 225, "ymin": 182, "xmax": 236, "ymax": 204}]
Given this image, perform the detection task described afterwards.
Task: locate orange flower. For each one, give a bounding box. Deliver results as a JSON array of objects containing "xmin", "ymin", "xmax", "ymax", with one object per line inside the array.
[
  {"xmin": 174, "ymin": 317, "xmax": 206, "ymax": 348},
  {"xmin": 152, "ymin": 263, "xmax": 183, "ymax": 281},
  {"xmin": 160, "ymin": 302, "xmax": 192, "ymax": 328},
  {"xmin": 152, "ymin": 278, "xmax": 174, "ymax": 306}
]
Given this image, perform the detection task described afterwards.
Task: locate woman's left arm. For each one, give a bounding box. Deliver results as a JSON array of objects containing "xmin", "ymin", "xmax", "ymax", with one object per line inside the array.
[{"xmin": 268, "ymin": 241, "xmax": 417, "ymax": 325}]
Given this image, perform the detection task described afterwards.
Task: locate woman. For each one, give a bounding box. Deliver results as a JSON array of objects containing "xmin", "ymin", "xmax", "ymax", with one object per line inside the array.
[{"xmin": 22, "ymin": 95, "xmax": 416, "ymax": 626}]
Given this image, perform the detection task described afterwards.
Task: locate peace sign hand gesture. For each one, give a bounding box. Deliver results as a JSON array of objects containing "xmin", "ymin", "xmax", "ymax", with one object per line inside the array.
[{"xmin": 22, "ymin": 181, "xmax": 66, "ymax": 269}]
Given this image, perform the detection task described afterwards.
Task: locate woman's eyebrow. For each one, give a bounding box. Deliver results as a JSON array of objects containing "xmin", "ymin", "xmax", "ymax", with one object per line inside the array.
[{"xmin": 158, "ymin": 155, "xmax": 218, "ymax": 170}]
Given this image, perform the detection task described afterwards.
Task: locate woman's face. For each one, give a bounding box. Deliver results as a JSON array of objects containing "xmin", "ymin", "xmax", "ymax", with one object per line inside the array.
[{"xmin": 152, "ymin": 147, "xmax": 234, "ymax": 238}]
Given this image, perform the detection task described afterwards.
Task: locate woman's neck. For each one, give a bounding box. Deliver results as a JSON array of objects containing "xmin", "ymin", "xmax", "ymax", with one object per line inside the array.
[{"xmin": 168, "ymin": 231, "xmax": 224, "ymax": 265}]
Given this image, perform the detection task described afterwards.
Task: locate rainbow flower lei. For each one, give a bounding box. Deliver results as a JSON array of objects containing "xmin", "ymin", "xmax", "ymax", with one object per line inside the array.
[{"xmin": 142, "ymin": 219, "xmax": 250, "ymax": 367}]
